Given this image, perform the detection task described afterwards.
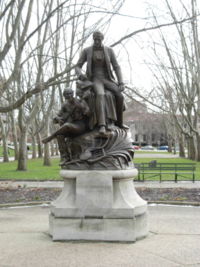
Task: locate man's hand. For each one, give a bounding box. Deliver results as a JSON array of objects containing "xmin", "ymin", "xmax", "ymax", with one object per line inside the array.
[
  {"xmin": 79, "ymin": 73, "xmax": 87, "ymax": 81},
  {"xmin": 53, "ymin": 117, "xmax": 63, "ymax": 124},
  {"xmin": 53, "ymin": 117, "xmax": 59, "ymax": 124},
  {"xmin": 119, "ymin": 83, "xmax": 125, "ymax": 92}
]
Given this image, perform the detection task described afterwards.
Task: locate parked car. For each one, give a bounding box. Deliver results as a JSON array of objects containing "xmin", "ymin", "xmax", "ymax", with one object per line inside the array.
[
  {"xmin": 133, "ymin": 145, "xmax": 140, "ymax": 150},
  {"xmin": 141, "ymin": 145, "xmax": 154, "ymax": 150},
  {"xmin": 158, "ymin": 145, "xmax": 169, "ymax": 151}
]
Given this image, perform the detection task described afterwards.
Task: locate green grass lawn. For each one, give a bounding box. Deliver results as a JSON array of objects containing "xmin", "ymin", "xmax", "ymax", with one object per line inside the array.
[
  {"xmin": 0, "ymin": 145, "xmax": 15, "ymax": 157},
  {"xmin": 0, "ymin": 158, "xmax": 61, "ymax": 180},
  {"xmin": 0, "ymin": 156, "xmax": 199, "ymax": 181}
]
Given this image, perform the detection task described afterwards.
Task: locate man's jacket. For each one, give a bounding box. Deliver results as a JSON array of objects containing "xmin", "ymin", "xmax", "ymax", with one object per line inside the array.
[{"xmin": 76, "ymin": 46, "xmax": 123, "ymax": 83}]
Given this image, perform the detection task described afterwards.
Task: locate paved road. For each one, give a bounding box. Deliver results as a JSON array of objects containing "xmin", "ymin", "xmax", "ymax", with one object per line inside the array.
[
  {"xmin": 134, "ymin": 152, "xmax": 179, "ymax": 158},
  {"xmin": 0, "ymin": 204, "xmax": 199, "ymax": 267}
]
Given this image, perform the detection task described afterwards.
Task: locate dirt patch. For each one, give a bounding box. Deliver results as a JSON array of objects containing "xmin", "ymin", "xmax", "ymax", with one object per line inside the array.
[
  {"xmin": 0, "ymin": 188, "xmax": 61, "ymax": 204},
  {"xmin": 137, "ymin": 187, "xmax": 200, "ymax": 202},
  {"xmin": 0, "ymin": 187, "xmax": 200, "ymax": 204}
]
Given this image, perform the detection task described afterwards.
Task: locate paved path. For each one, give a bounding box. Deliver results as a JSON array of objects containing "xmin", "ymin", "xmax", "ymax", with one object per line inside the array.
[
  {"xmin": 0, "ymin": 154, "xmax": 33, "ymax": 162},
  {"xmin": 1, "ymin": 180, "xmax": 199, "ymax": 189},
  {"xmin": 0, "ymin": 204, "xmax": 199, "ymax": 267}
]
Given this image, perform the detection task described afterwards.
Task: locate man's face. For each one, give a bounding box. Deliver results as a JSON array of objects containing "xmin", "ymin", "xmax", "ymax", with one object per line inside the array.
[
  {"xmin": 93, "ymin": 37, "xmax": 103, "ymax": 48},
  {"xmin": 64, "ymin": 91, "xmax": 73, "ymax": 100}
]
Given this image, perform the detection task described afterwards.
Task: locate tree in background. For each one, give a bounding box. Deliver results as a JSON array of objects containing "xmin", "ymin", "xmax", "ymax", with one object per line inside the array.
[{"xmin": 0, "ymin": 0, "xmax": 124, "ymax": 169}]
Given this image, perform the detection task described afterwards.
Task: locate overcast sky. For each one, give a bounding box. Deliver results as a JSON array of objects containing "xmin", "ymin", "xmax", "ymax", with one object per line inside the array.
[{"xmin": 101, "ymin": 0, "xmax": 189, "ymax": 91}]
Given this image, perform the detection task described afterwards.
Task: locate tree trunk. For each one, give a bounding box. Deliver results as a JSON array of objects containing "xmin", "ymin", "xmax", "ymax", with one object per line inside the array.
[
  {"xmin": 2, "ymin": 134, "xmax": 9, "ymax": 162},
  {"xmin": 187, "ymin": 136, "xmax": 196, "ymax": 160},
  {"xmin": 167, "ymin": 137, "xmax": 173, "ymax": 153},
  {"xmin": 0, "ymin": 116, "xmax": 9, "ymax": 162},
  {"xmin": 50, "ymin": 141, "xmax": 55, "ymax": 156},
  {"xmin": 179, "ymin": 134, "xmax": 185, "ymax": 158},
  {"xmin": 43, "ymin": 118, "xmax": 51, "ymax": 166},
  {"xmin": 31, "ymin": 134, "xmax": 37, "ymax": 159},
  {"xmin": 43, "ymin": 143, "xmax": 51, "ymax": 166},
  {"xmin": 17, "ymin": 128, "xmax": 27, "ymax": 171},
  {"xmin": 36, "ymin": 132, "xmax": 43, "ymax": 158},
  {"xmin": 196, "ymin": 134, "xmax": 200, "ymax": 161},
  {"xmin": 10, "ymin": 112, "xmax": 19, "ymax": 160},
  {"xmin": 193, "ymin": 135, "xmax": 198, "ymax": 161},
  {"xmin": 55, "ymin": 140, "xmax": 59, "ymax": 155},
  {"xmin": 173, "ymin": 133, "xmax": 178, "ymax": 155}
]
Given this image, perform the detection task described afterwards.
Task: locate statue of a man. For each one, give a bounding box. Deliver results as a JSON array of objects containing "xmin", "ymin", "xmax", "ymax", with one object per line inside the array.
[
  {"xmin": 42, "ymin": 88, "xmax": 90, "ymax": 162},
  {"xmin": 75, "ymin": 31, "xmax": 127, "ymax": 134}
]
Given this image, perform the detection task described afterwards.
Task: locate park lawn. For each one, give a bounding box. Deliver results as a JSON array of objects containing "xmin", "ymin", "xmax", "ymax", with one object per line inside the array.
[
  {"xmin": 134, "ymin": 157, "xmax": 200, "ymax": 181},
  {"xmin": 0, "ymin": 158, "xmax": 61, "ymax": 180},
  {"xmin": 0, "ymin": 156, "xmax": 199, "ymax": 181},
  {"xmin": 0, "ymin": 145, "xmax": 32, "ymax": 157},
  {"xmin": 0, "ymin": 145, "xmax": 15, "ymax": 157}
]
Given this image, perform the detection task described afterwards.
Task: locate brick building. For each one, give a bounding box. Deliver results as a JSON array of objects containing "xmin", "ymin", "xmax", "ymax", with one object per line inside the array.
[{"xmin": 124, "ymin": 100, "xmax": 168, "ymax": 146}]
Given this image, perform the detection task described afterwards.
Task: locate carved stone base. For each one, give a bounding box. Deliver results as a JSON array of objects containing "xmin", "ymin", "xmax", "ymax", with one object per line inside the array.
[{"xmin": 49, "ymin": 169, "xmax": 148, "ymax": 242}]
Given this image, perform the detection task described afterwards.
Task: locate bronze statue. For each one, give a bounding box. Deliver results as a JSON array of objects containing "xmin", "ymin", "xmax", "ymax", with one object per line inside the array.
[
  {"xmin": 42, "ymin": 31, "xmax": 134, "ymax": 170},
  {"xmin": 75, "ymin": 31, "xmax": 127, "ymax": 134},
  {"xmin": 42, "ymin": 88, "xmax": 90, "ymax": 162}
]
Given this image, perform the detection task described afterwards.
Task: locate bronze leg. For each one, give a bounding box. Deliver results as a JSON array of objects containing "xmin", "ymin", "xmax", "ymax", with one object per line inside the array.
[
  {"xmin": 93, "ymin": 78, "xmax": 106, "ymax": 128},
  {"xmin": 103, "ymin": 80, "xmax": 124, "ymax": 128}
]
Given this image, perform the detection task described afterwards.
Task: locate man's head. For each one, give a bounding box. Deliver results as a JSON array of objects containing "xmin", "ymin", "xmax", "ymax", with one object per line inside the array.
[
  {"xmin": 63, "ymin": 88, "xmax": 73, "ymax": 100},
  {"xmin": 93, "ymin": 31, "xmax": 104, "ymax": 48}
]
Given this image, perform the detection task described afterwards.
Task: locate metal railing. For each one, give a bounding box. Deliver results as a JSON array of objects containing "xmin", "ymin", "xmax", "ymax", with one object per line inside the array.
[{"xmin": 134, "ymin": 162, "xmax": 196, "ymax": 182}]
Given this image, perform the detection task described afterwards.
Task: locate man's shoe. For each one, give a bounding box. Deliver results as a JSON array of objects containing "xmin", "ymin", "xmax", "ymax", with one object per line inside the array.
[
  {"xmin": 99, "ymin": 126, "xmax": 106, "ymax": 134},
  {"xmin": 107, "ymin": 122, "xmax": 115, "ymax": 131},
  {"xmin": 119, "ymin": 124, "xmax": 129, "ymax": 130}
]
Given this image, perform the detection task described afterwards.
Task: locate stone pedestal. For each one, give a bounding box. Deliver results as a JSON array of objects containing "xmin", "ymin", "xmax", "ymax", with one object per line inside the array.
[{"xmin": 49, "ymin": 169, "xmax": 148, "ymax": 242}]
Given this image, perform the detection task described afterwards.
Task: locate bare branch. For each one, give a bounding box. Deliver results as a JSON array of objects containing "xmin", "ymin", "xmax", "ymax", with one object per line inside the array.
[
  {"xmin": 110, "ymin": 14, "xmax": 200, "ymax": 47},
  {"xmin": 125, "ymin": 85, "xmax": 167, "ymax": 112},
  {"xmin": 0, "ymin": 64, "xmax": 76, "ymax": 113},
  {"xmin": 0, "ymin": 0, "xmax": 15, "ymax": 21}
]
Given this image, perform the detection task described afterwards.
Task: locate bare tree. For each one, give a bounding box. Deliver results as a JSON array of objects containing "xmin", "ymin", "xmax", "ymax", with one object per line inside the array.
[
  {"xmin": 0, "ymin": 0, "xmax": 125, "ymax": 112},
  {"xmin": 9, "ymin": 110, "xmax": 19, "ymax": 160},
  {"xmin": 0, "ymin": 113, "xmax": 10, "ymax": 162},
  {"xmin": 116, "ymin": 0, "xmax": 200, "ymax": 161},
  {"xmin": 137, "ymin": 0, "xmax": 200, "ymax": 160}
]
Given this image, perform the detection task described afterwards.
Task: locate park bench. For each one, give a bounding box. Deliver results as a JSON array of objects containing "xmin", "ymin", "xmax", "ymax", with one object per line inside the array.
[{"xmin": 134, "ymin": 162, "xmax": 196, "ymax": 182}]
